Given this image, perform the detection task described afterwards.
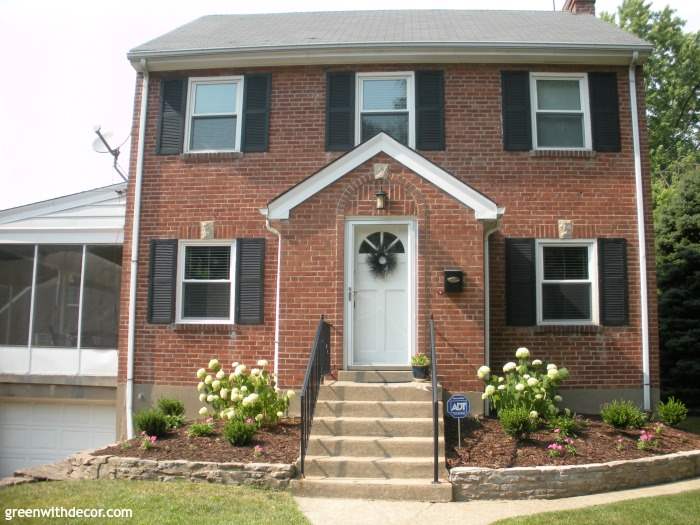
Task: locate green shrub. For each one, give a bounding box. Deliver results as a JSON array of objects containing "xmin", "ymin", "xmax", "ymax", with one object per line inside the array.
[
  {"xmin": 157, "ymin": 397, "xmax": 185, "ymax": 417},
  {"xmin": 187, "ymin": 422, "xmax": 215, "ymax": 438},
  {"xmin": 601, "ymin": 400, "xmax": 647, "ymax": 429},
  {"xmin": 163, "ymin": 414, "xmax": 185, "ymax": 430},
  {"xmin": 499, "ymin": 406, "xmax": 538, "ymax": 438},
  {"xmin": 477, "ymin": 347, "xmax": 569, "ymax": 421},
  {"xmin": 547, "ymin": 410, "xmax": 585, "ymax": 437},
  {"xmin": 411, "ymin": 353, "xmax": 430, "ymax": 367},
  {"xmin": 133, "ymin": 409, "xmax": 168, "ymax": 437},
  {"xmin": 195, "ymin": 359, "xmax": 292, "ymax": 427},
  {"xmin": 223, "ymin": 417, "xmax": 257, "ymax": 446},
  {"xmin": 657, "ymin": 397, "xmax": 688, "ymax": 426}
]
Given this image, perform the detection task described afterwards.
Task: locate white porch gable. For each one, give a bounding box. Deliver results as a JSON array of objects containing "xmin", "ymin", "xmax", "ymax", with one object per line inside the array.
[{"xmin": 262, "ymin": 132, "xmax": 502, "ymax": 221}]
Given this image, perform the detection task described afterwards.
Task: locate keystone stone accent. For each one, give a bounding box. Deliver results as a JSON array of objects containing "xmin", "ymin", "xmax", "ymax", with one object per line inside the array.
[{"xmin": 449, "ymin": 450, "xmax": 700, "ymax": 500}]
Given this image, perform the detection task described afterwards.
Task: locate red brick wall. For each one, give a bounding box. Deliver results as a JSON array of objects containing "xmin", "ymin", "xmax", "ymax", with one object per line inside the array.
[{"xmin": 118, "ymin": 63, "xmax": 658, "ymax": 396}]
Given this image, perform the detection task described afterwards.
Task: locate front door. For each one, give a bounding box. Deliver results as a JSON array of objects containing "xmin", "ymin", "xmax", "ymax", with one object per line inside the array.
[{"xmin": 347, "ymin": 221, "xmax": 413, "ymax": 367}]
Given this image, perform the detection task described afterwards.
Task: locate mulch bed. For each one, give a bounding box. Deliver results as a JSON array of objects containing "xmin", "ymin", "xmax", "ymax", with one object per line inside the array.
[
  {"xmin": 446, "ymin": 416, "xmax": 700, "ymax": 469},
  {"xmin": 96, "ymin": 418, "xmax": 300, "ymax": 464}
]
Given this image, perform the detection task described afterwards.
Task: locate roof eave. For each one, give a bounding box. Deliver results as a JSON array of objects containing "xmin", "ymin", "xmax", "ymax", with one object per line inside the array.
[{"xmin": 128, "ymin": 42, "xmax": 653, "ymax": 71}]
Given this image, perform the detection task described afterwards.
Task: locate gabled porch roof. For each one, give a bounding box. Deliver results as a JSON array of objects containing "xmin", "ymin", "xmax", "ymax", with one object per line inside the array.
[{"xmin": 261, "ymin": 132, "xmax": 503, "ymax": 221}]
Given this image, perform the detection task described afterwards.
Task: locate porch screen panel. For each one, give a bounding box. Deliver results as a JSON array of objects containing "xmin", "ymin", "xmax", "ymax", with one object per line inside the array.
[
  {"xmin": 80, "ymin": 245, "xmax": 122, "ymax": 349},
  {"xmin": 0, "ymin": 245, "xmax": 34, "ymax": 346}
]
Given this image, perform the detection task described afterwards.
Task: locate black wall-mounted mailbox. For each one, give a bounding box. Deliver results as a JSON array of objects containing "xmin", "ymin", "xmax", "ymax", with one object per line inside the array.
[{"xmin": 444, "ymin": 268, "xmax": 464, "ymax": 293}]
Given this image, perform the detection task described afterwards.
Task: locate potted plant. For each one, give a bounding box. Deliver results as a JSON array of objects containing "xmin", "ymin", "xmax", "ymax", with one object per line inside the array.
[{"xmin": 411, "ymin": 353, "xmax": 430, "ymax": 381}]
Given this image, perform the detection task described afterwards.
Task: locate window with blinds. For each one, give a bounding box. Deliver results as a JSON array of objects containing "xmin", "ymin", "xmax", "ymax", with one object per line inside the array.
[
  {"xmin": 357, "ymin": 73, "xmax": 414, "ymax": 147},
  {"xmin": 537, "ymin": 242, "xmax": 597, "ymax": 324},
  {"xmin": 178, "ymin": 243, "xmax": 235, "ymax": 322}
]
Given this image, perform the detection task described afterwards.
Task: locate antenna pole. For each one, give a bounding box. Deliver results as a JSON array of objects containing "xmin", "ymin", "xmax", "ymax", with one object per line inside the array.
[{"xmin": 94, "ymin": 127, "xmax": 128, "ymax": 182}]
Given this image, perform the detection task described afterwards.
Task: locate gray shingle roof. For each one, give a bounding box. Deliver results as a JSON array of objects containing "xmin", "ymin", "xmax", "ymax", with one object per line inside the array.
[{"xmin": 129, "ymin": 10, "xmax": 650, "ymax": 57}]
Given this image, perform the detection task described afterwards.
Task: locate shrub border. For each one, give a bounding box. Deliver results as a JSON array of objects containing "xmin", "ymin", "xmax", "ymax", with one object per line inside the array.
[{"xmin": 449, "ymin": 450, "xmax": 700, "ymax": 500}]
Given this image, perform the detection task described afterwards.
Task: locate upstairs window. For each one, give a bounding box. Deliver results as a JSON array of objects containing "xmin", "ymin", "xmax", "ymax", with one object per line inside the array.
[
  {"xmin": 530, "ymin": 73, "xmax": 591, "ymax": 150},
  {"xmin": 536, "ymin": 241, "xmax": 598, "ymax": 325},
  {"xmin": 185, "ymin": 77, "xmax": 243, "ymax": 152},
  {"xmin": 177, "ymin": 242, "xmax": 235, "ymax": 324},
  {"xmin": 357, "ymin": 73, "xmax": 414, "ymax": 147}
]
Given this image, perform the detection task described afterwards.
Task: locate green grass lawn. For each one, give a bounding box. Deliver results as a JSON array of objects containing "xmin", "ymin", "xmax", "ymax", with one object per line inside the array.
[
  {"xmin": 493, "ymin": 489, "xmax": 700, "ymax": 525},
  {"xmin": 0, "ymin": 480, "xmax": 309, "ymax": 525},
  {"xmin": 678, "ymin": 416, "xmax": 700, "ymax": 434}
]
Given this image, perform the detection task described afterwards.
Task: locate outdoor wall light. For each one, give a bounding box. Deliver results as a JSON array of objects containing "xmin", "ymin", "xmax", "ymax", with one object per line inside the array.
[{"xmin": 375, "ymin": 189, "xmax": 388, "ymax": 210}]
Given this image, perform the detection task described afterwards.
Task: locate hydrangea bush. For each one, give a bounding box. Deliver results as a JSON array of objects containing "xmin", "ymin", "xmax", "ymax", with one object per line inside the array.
[
  {"xmin": 195, "ymin": 358, "xmax": 294, "ymax": 428},
  {"xmin": 476, "ymin": 347, "xmax": 569, "ymax": 421}
]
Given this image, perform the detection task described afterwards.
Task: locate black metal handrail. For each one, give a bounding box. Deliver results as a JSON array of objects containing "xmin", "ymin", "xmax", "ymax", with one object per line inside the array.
[
  {"xmin": 299, "ymin": 315, "xmax": 331, "ymax": 477},
  {"xmin": 429, "ymin": 314, "xmax": 439, "ymax": 483}
]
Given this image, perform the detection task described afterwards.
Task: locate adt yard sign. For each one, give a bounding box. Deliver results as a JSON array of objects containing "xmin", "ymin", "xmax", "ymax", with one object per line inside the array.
[{"xmin": 447, "ymin": 394, "xmax": 470, "ymax": 419}]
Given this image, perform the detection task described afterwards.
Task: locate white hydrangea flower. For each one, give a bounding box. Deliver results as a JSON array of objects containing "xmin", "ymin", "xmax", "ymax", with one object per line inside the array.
[
  {"xmin": 515, "ymin": 383, "xmax": 525, "ymax": 392},
  {"xmin": 231, "ymin": 362, "xmax": 240, "ymax": 369},
  {"xmin": 554, "ymin": 395, "xmax": 563, "ymax": 402},
  {"xmin": 229, "ymin": 373, "xmax": 236, "ymax": 382},
  {"xmin": 251, "ymin": 368, "xmax": 261, "ymax": 377},
  {"xmin": 196, "ymin": 368, "xmax": 207, "ymax": 379},
  {"xmin": 484, "ymin": 385, "xmax": 496, "ymax": 396},
  {"xmin": 234, "ymin": 364, "xmax": 247, "ymax": 376},
  {"xmin": 477, "ymin": 366, "xmax": 491, "ymax": 380},
  {"xmin": 503, "ymin": 362, "xmax": 517, "ymax": 373},
  {"xmin": 276, "ymin": 411, "xmax": 284, "ymax": 418},
  {"xmin": 215, "ymin": 369, "xmax": 225, "ymax": 380},
  {"xmin": 198, "ymin": 407, "xmax": 208, "ymax": 416},
  {"xmin": 240, "ymin": 385, "xmax": 248, "ymax": 393},
  {"xmin": 535, "ymin": 394, "xmax": 543, "ymax": 400},
  {"xmin": 532, "ymin": 359, "xmax": 543, "ymax": 367},
  {"xmin": 287, "ymin": 390, "xmax": 296, "ymax": 400},
  {"xmin": 257, "ymin": 359, "xmax": 269, "ymax": 367},
  {"xmin": 206, "ymin": 394, "xmax": 216, "ymax": 403},
  {"xmin": 208, "ymin": 359, "xmax": 221, "ymax": 371},
  {"xmin": 527, "ymin": 377, "xmax": 538, "ymax": 387},
  {"xmin": 199, "ymin": 393, "xmax": 207, "ymax": 402},
  {"xmin": 197, "ymin": 382, "xmax": 206, "ymax": 392},
  {"xmin": 547, "ymin": 363, "xmax": 558, "ymax": 371},
  {"xmin": 211, "ymin": 380, "xmax": 221, "ymax": 391},
  {"xmin": 515, "ymin": 347, "xmax": 530, "ymax": 360},
  {"xmin": 497, "ymin": 384, "xmax": 506, "ymax": 391},
  {"xmin": 547, "ymin": 368, "xmax": 559, "ymax": 379},
  {"xmin": 204, "ymin": 375, "xmax": 213, "ymax": 385},
  {"xmin": 529, "ymin": 410, "xmax": 538, "ymax": 419},
  {"xmin": 255, "ymin": 414, "xmax": 263, "ymax": 422},
  {"xmin": 220, "ymin": 388, "xmax": 229, "ymax": 400},
  {"xmin": 481, "ymin": 393, "xmax": 488, "ymax": 400},
  {"xmin": 498, "ymin": 376, "xmax": 505, "ymax": 383},
  {"xmin": 242, "ymin": 393, "xmax": 259, "ymax": 406}
]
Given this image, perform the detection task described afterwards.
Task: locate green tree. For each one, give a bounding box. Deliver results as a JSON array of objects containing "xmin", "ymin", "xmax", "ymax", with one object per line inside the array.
[
  {"xmin": 654, "ymin": 167, "xmax": 700, "ymax": 407},
  {"xmin": 601, "ymin": 1, "xmax": 700, "ymax": 188}
]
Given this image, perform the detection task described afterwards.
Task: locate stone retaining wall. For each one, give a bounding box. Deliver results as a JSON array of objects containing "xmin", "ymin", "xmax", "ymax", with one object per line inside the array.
[
  {"xmin": 450, "ymin": 450, "xmax": 700, "ymax": 500},
  {"xmin": 63, "ymin": 451, "xmax": 297, "ymax": 489}
]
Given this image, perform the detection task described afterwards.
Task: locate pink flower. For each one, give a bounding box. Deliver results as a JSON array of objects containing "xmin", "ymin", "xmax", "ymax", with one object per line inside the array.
[
  {"xmin": 547, "ymin": 443, "xmax": 564, "ymax": 452},
  {"xmin": 639, "ymin": 431, "xmax": 653, "ymax": 442},
  {"xmin": 149, "ymin": 435, "xmax": 157, "ymax": 444},
  {"xmin": 246, "ymin": 418, "xmax": 254, "ymax": 425},
  {"xmin": 553, "ymin": 428, "xmax": 560, "ymax": 434},
  {"xmin": 564, "ymin": 437, "xmax": 575, "ymax": 445}
]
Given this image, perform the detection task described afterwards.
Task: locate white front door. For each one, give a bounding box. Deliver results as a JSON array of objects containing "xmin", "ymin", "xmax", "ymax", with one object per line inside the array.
[{"xmin": 348, "ymin": 222, "xmax": 413, "ymax": 367}]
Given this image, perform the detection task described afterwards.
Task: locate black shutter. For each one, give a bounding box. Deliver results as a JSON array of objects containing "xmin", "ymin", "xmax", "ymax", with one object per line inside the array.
[
  {"xmin": 148, "ymin": 239, "xmax": 178, "ymax": 324},
  {"xmin": 156, "ymin": 79, "xmax": 187, "ymax": 155},
  {"xmin": 326, "ymin": 72, "xmax": 355, "ymax": 151},
  {"xmin": 235, "ymin": 238, "xmax": 265, "ymax": 324},
  {"xmin": 598, "ymin": 238, "xmax": 628, "ymax": 325},
  {"xmin": 242, "ymin": 73, "xmax": 272, "ymax": 152},
  {"xmin": 501, "ymin": 71, "xmax": 532, "ymax": 151},
  {"xmin": 589, "ymin": 72, "xmax": 621, "ymax": 152},
  {"xmin": 506, "ymin": 238, "xmax": 536, "ymax": 326},
  {"xmin": 416, "ymin": 70, "xmax": 445, "ymax": 150}
]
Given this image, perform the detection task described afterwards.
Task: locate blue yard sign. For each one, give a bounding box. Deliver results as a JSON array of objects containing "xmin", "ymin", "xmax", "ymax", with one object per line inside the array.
[{"xmin": 447, "ymin": 394, "xmax": 470, "ymax": 419}]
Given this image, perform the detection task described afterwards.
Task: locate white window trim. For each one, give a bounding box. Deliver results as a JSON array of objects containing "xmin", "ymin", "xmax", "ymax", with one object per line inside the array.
[
  {"xmin": 183, "ymin": 76, "xmax": 244, "ymax": 154},
  {"xmin": 536, "ymin": 239, "xmax": 599, "ymax": 326},
  {"xmin": 176, "ymin": 239, "xmax": 236, "ymax": 325},
  {"xmin": 355, "ymin": 72, "xmax": 415, "ymax": 148},
  {"xmin": 530, "ymin": 72, "xmax": 592, "ymax": 151}
]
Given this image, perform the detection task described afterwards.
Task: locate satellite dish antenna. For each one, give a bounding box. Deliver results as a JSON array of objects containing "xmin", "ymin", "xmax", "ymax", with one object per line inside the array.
[{"xmin": 93, "ymin": 125, "xmax": 128, "ymax": 182}]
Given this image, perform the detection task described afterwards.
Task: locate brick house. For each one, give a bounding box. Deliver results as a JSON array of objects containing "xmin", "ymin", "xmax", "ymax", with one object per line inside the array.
[{"xmin": 119, "ymin": 2, "xmax": 658, "ymax": 438}]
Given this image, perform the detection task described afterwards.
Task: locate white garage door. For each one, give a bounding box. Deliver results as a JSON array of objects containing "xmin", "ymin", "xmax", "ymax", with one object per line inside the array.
[{"xmin": 0, "ymin": 401, "xmax": 116, "ymax": 477}]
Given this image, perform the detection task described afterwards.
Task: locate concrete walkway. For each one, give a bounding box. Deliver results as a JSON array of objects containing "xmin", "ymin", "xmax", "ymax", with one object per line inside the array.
[{"xmin": 295, "ymin": 477, "xmax": 700, "ymax": 525}]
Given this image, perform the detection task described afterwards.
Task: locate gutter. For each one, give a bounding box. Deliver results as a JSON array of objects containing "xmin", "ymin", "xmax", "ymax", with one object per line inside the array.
[
  {"xmin": 264, "ymin": 216, "xmax": 283, "ymax": 382},
  {"xmin": 628, "ymin": 52, "xmax": 651, "ymax": 411},
  {"xmin": 483, "ymin": 219, "xmax": 500, "ymax": 415},
  {"xmin": 125, "ymin": 60, "xmax": 149, "ymax": 438}
]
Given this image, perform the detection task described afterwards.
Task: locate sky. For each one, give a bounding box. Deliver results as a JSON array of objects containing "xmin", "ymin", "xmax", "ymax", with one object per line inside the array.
[{"xmin": 0, "ymin": 0, "xmax": 698, "ymax": 211}]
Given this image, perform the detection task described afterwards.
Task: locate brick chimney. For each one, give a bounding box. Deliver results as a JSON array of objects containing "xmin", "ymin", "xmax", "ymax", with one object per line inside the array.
[{"xmin": 563, "ymin": 0, "xmax": 595, "ymax": 15}]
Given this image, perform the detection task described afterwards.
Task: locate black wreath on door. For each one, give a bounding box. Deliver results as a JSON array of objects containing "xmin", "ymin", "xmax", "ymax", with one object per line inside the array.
[{"xmin": 359, "ymin": 232, "xmax": 405, "ymax": 278}]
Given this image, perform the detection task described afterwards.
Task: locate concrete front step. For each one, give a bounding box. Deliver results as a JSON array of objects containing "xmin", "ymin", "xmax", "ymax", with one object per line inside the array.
[
  {"xmin": 338, "ymin": 370, "xmax": 415, "ymax": 383},
  {"xmin": 307, "ymin": 435, "xmax": 445, "ymax": 457},
  {"xmin": 291, "ymin": 477, "xmax": 453, "ymax": 502},
  {"xmin": 315, "ymin": 400, "xmax": 439, "ymax": 418},
  {"xmin": 304, "ymin": 455, "xmax": 447, "ymax": 479},
  {"xmin": 319, "ymin": 381, "xmax": 439, "ymax": 402},
  {"xmin": 311, "ymin": 416, "xmax": 443, "ymax": 437}
]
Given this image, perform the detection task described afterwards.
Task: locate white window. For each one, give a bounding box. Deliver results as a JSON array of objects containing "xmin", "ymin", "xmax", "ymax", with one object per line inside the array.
[
  {"xmin": 536, "ymin": 240, "xmax": 598, "ymax": 325},
  {"xmin": 176, "ymin": 241, "xmax": 236, "ymax": 324},
  {"xmin": 530, "ymin": 73, "xmax": 592, "ymax": 150},
  {"xmin": 356, "ymin": 72, "xmax": 415, "ymax": 147},
  {"xmin": 184, "ymin": 76, "xmax": 243, "ymax": 153}
]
